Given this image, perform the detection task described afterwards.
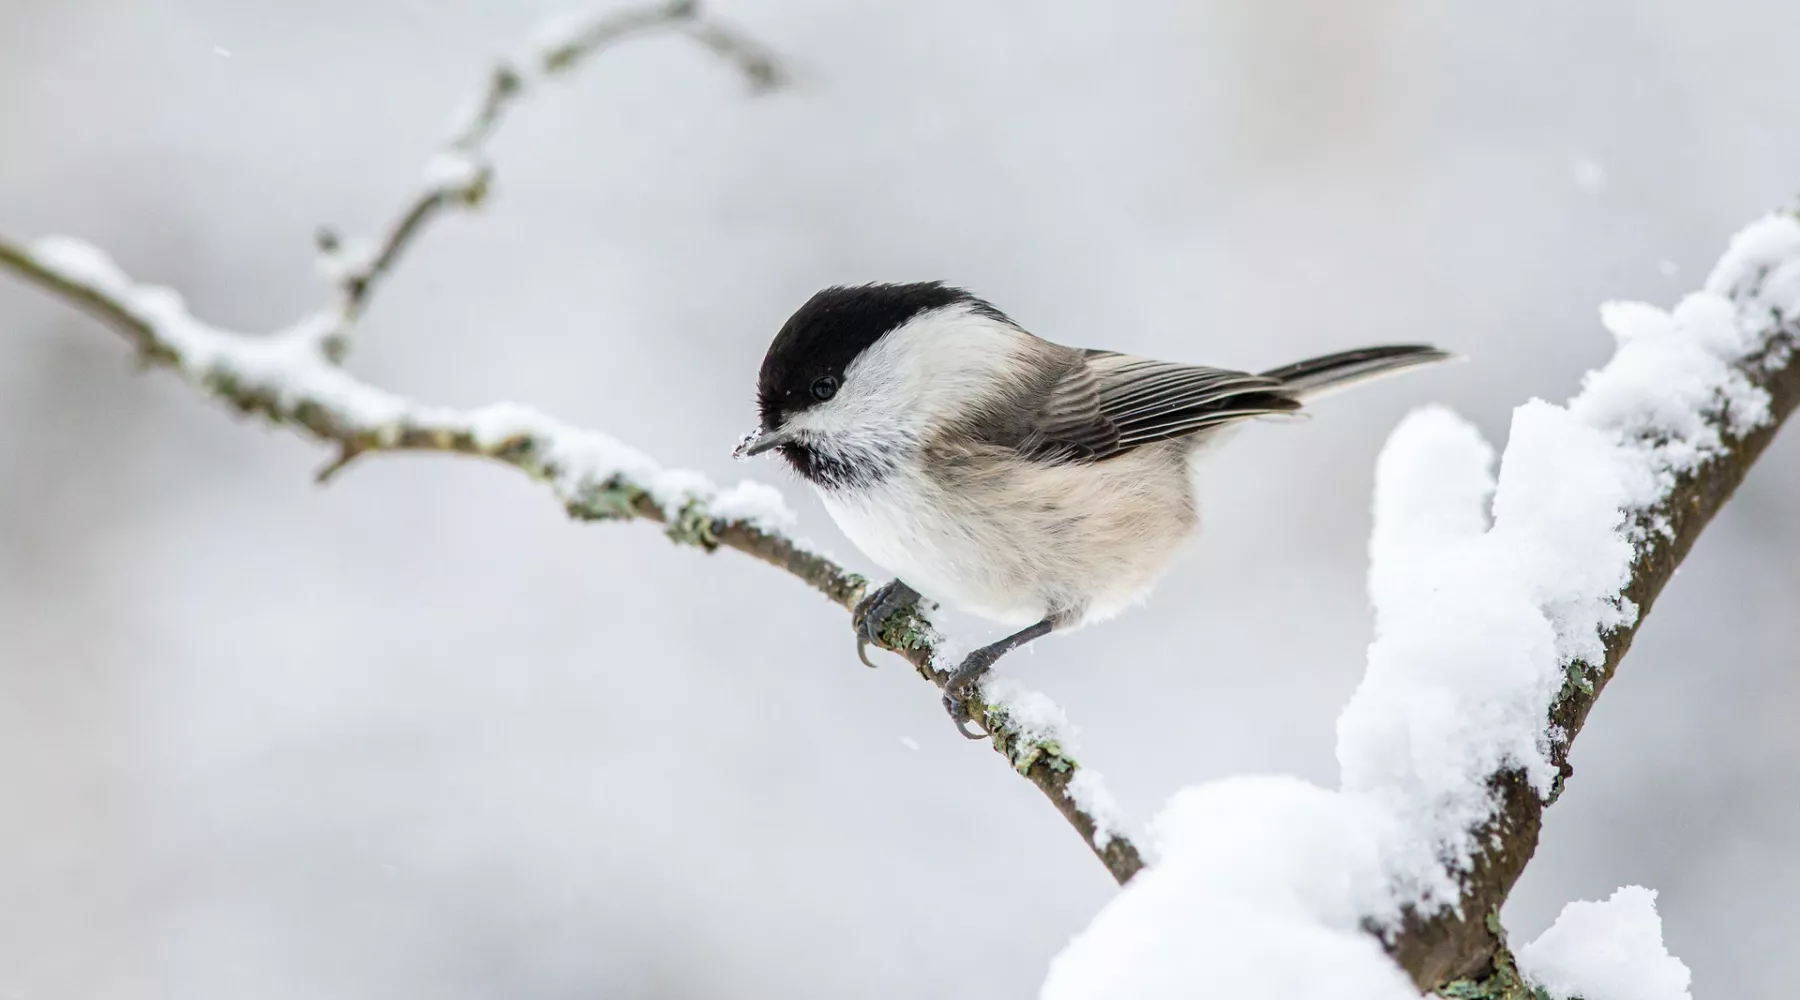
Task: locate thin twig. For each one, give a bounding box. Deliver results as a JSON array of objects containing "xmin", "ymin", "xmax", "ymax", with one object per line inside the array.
[{"xmin": 318, "ymin": 0, "xmax": 783, "ymax": 322}]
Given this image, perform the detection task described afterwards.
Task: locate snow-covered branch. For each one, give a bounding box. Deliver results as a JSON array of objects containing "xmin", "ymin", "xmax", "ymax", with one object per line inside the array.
[
  {"xmin": 0, "ymin": 0, "xmax": 1141, "ymax": 888},
  {"xmin": 1380, "ymin": 216, "xmax": 1800, "ymax": 992},
  {"xmin": 1044, "ymin": 212, "xmax": 1800, "ymax": 999}
]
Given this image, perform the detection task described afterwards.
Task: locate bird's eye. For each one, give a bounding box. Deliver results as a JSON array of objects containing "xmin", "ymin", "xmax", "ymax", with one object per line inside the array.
[{"xmin": 810, "ymin": 375, "xmax": 839, "ymax": 401}]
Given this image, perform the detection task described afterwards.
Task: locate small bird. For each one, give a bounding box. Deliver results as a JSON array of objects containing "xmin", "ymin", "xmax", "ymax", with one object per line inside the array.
[{"xmin": 736, "ymin": 282, "xmax": 1450, "ymax": 737}]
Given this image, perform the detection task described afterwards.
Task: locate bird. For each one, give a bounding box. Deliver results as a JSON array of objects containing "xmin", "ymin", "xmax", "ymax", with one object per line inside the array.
[{"xmin": 734, "ymin": 282, "xmax": 1451, "ymax": 737}]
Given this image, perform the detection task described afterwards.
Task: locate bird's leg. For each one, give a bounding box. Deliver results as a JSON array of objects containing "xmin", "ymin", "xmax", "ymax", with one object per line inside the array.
[
  {"xmin": 852, "ymin": 579, "xmax": 923, "ymax": 668},
  {"xmin": 943, "ymin": 617, "xmax": 1057, "ymax": 739}
]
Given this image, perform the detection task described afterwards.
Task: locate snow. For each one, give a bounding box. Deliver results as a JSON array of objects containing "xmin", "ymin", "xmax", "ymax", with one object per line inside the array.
[
  {"xmin": 31, "ymin": 236, "xmax": 365, "ymax": 396},
  {"xmin": 1572, "ymin": 156, "xmax": 1608, "ymax": 194},
  {"xmin": 421, "ymin": 151, "xmax": 484, "ymax": 194},
  {"xmin": 1519, "ymin": 887, "xmax": 1692, "ymax": 1000},
  {"xmin": 524, "ymin": 6, "xmax": 605, "ymax": 67},
  {"xmin": 32, "ymin": 235, "xmax": 140, "ymax": 297},
  {"xmin": 1580, "ymin": 294, "xmax": 1770, "ymax": 457},
  {"xmin": 981, "ymin": 676, "xmax": 1076, "ymax": 753},
  {"xmin": 517, "ymin": 1, "xmax": 682, "ymax": 85},
  {"xmin": 1044, "ymin": 777, "xmax": 1415, "ymax": 1000},
  {"xmin": 1338, "ymin": 398, "xmax": 1650, "ymax": 911},
  {"xmin": 731, "ymin": 427, "xmax": 764, "ymax": 460},
  {"xmin": 1707, "ymin": 213, "xmax": 1800, "ymax": 301},
  {"xmin": 977, "ymin": 674, "xmax": 1131, "ymax": 837},
  {"xmin": 1065, "ymin": 769, "xmax": 1126, "ymax": 850},
  {"xmin": 709, "ymin": 481, "xmax": 799, "ymax": 533},
  {"xmin": 314, "ymin": 235, "xmax": 379, "ymax": 285},
  {"xmin": 1362, "ymin": 404, "xmax": 1495, "ymax": 619},
  {"xmin": 649, "ymin": 467, "xmax": 715, "ymax": 514},
  {"xmin": 31, "ymin": 193, "xmax": 1796, "ymax": 999},
  {"xmin": 26, "ymin": 235, "xmax": 799, "ymax": 536},
  {"xmin": 467, "ymin": 403, "xmax": 791, "ymax": 522},
  {"xmin": 1043, "ymin": 213, "xmax": 1800, "ymax": 997}
]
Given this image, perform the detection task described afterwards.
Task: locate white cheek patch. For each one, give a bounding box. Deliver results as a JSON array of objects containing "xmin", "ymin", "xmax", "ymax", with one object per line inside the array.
[
  {"xmin": 787, "ymin": 305, "xmax": 1026, "ymax": 448},
  {"xmin": 792, "ymin": 370, "xmax": 899, "ymax": 435},
  {"xmin": 784, "ymin": 380, "xmax": 909, "ymax": 459}
]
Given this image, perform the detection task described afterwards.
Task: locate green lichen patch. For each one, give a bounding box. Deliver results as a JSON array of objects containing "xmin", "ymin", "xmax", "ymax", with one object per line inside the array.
[
  {"xmin": 985, "ymin": 716, "xmax": 1076, "ymax": 776},
  {"xmin": 875, "ymin": 602, "xmax": 935, "ymax": 653},
  {"xmin": 664, "ymin": 502, "xmax": 721, "ymax": 549},
  {"xmin": 1436, "ymin": 912, "xmax": 1552, "ymax": 1000},
  {"xmin": 565, "ymin": 477, "xmax": 644, "ymax": 522}
]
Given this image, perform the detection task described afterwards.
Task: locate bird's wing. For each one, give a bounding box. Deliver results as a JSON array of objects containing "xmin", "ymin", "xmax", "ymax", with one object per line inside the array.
[{"xmin": 1019, "ymin": 351, "xmax": 1301, "ymax": 463}]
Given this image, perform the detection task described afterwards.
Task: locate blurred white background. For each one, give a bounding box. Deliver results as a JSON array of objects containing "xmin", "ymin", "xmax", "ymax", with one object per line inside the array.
[{"xmin": 3, "ymin": 1, "xmax": 1796, "ymax": 996}]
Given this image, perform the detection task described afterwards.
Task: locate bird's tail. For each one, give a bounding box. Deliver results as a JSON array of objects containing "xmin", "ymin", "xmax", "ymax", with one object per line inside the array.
[{"xmin": 1260, "ymin": 344, "xmax": 1456, "ymax": 400}]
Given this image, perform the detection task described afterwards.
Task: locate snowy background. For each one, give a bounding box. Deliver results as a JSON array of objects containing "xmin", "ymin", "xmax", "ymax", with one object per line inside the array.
[{"xmin": 3, "ymin": 1, "xmax": 1797, "ymax": 997}]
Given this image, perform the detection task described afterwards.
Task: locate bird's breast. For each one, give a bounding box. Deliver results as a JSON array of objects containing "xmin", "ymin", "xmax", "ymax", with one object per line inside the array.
[
  {"xmin": 816, "ymin": 445, "xmax": 1200, "ymax": 628},
  {"xmin": 818, "ymin": 475, "xmax": 1049, "ymax": 627}
]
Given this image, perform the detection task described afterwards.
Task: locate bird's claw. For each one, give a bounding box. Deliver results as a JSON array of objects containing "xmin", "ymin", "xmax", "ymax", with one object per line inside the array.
[
  {"xmin": 941, "ymin": 652, "xmax": 997, "ymax": 740},
  {"xmin": 942, "ymin": 692, "xmax": 988, "ymax": 739},
  {"xmin": 851, "ymin": 580, "xmax": 1002, "ymax": 739},
  {"xmin": 851, "ymin": 579, "xmax": 922, "ymax": 669}
]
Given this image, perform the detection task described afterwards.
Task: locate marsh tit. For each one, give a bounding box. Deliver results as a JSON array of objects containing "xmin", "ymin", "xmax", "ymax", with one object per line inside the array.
[{"xmin": 735, "ymin": 282, "xmax": 1450, "ymax": 737}]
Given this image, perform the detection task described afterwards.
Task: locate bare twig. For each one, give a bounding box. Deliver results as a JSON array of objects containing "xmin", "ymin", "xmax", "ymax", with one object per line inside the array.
[
  {"xmin": 0, "ymin": 0, "xmax": 1140, "ymax": 886},
  {"xmin": 317, "ymin": 0, "xmax": 784, "ymax": 323}
]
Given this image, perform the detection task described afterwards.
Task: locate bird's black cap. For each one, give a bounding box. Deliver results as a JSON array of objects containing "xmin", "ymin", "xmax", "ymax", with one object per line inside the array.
[{"xmin": 755, "ymin": 282, "xmax": 1010, "ymax": 429}]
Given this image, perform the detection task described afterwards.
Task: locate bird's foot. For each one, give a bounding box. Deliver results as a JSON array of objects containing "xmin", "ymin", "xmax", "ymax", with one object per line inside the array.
[
  {"xmin": 942, "ymin": 649, "xmax": 1001, "ymax": 740},
  {"xmin": 851, "ymin": 579, "xmax": 923, "ymax": 668}
]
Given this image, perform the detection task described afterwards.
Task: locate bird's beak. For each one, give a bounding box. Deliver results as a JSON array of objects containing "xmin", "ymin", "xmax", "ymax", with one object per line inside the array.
[{"xmin": 733, "ymin": 425, "xmax": 797, "ymax": 460}]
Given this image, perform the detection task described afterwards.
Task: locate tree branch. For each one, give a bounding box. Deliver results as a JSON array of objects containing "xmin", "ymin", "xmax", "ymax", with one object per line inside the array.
[
  {"xmin": 0, "ymin": 0, "xmax": 1141, "ymax": 887},
  {"xmin": 1388, "ymin": 228, "xmax": 1800, "ymax": 992},
  {"xmin": 314, "ymin": 0, "xmax": 783, "ymax": 328},
  {"xmin": 1036, "ymin": 214, "xmax": 1800, "ymax": 1000},
  {"xmin": 13, "ymin": 8, "xmax": 1786, "ymax": 984}
]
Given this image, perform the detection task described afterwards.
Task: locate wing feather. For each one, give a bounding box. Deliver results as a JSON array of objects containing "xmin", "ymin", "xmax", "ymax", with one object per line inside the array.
[
  {"xmin": 1020, "ymin": 356, "xmax": 1119, "ymax": 459},
  {"xmin": 1020, "ymin": 351, "xmax": 1299, "ymax": 463}
]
